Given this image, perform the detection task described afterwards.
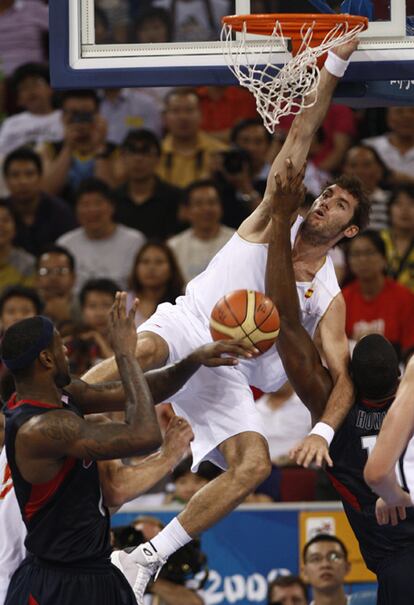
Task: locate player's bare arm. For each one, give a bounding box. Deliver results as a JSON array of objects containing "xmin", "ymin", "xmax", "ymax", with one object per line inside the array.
[
  {"xmin": 98, "ymin": 416, "xmax": 193, "ymax": 510},
  {"xmin": 73, "ymin": 340, "xmax": 256, "ymax": 414},
  {"xmin": 238, "ymin": 37, "xmax": 359, "ymax": 243},
  {"xmin": 14, "ymin": 293, "xmax": 162, "ymax": 483},
  {"xmin": 364, "ymin": 357, "xmax": 414, "ymax": 519},
  {"xmin": 265, "ymin": 159, "xmax": 332, "ymax": 422}
]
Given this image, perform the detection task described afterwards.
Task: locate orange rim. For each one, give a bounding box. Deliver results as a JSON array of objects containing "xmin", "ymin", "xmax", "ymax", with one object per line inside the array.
[{"xmin": 221, "ymin": 13, "xmax": 368, "ymax": 39}]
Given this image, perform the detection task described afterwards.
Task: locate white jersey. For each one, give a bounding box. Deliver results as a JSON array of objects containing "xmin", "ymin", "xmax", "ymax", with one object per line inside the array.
[
  {"xmin": 181, "ymin": 216, "xmax": 341, "ymax": 392},
  {"xmin": 0, "ymin": 448, "xmax": 26, "ymax": 605}
]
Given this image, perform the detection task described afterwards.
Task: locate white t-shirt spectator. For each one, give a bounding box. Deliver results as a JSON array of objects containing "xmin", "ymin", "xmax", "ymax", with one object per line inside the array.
[
  {"xmin": 0, "ymin": 110, "xmax": 63, "ymax": 156},
  {"xmin": 363, "ymin": 134, "xmax": 414, "ymax": 178},
  {"xmin": 168, "ymin": 225, "xmax": 234, "ymax": 283},
  {"xmin": 58, "ymin": 225, "xmax": 146, "ymax": 292}
]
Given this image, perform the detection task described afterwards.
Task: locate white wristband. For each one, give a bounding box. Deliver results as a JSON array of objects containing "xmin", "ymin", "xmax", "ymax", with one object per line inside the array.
[
  {"xmin": 309, "ymin": 422, "xmax": 335, "ymax": 446},
  {"xmin": 324, "ymin": 51, "xmax": 350, "ymax": 78}
]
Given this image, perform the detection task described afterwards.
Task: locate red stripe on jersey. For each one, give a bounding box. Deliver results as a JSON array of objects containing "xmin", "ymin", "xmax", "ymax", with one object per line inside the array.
[
  {"xmin": 24, "ymin": 457, "xmax": 76, "ymax": 520},
  {"xmin": 7, "ymin": 393, "xmax": 61, "ymax": 410},
  {"xmin": 250, "ymin": 386, "xmax": 264, "ymax": 401},
  {"xmin": 29, "ymin": 595, "xmax": 40, "ymax": 605},
  {"xmin": 0, "ymin": 463, "xmax": 13, "ymax": 500},
  {"xmin": 327, "ymin": 471, "xmax": 361, "ymax": 511}
]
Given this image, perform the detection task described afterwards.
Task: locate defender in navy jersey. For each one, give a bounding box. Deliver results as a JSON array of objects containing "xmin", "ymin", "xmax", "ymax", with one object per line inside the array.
[{"xmin": 265, "ymin": 163, "xmax": 414, "ymax": 604}]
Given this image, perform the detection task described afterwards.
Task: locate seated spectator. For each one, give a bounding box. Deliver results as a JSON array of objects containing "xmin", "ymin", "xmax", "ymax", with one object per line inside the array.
[
  {"xmin": 3, "ymin": 147, "xmax": 77, "ymax": 255},
  {"xmin": 0, "ymin": 201, "xmax": 35, "ymax": 292},
  {"xmin": 152, "ymin": 0, "xmax": 228, "ymax": 41},
  {"xmin": 65, "ymin": 278, "xmax": 118, "ymax": 376},
  {"xmin": 197, "ymin": 86, "xmax": 257, "ymax": 142},
  {"xmin": 58, "ymin": 178, "xmax": 145, "ymax": 292},
  {"xmin": 168, "ymin": 180, "xmax": 234, "ymax": 283},
  {"xmin": 0, "ymin": 63, "xmax": 63, "ymax": 157},
  {"xmin": 100, "ymin": 89, "xmax": 162, "ymax": 145},
  {"xmin": 380, "ymin": 186, "xmax": 414, "ymax": 293},
  {"xmin": 134, "ymin": 7, "xmax": 173, "ymax": 43},
  {"xmin": 165, "ymin": 456, "xmax": 221, "ymax": 504},
  {"xmin": 267, "ymin": 575, "xmax": 308, "ymax": 605},
  {"xmin": 0, "ymin": 284, "xmax": 43, "ymax": 334},
  {"xmin": 40, "ymin": 89, "xmax": 116, "ymax": 203},
  {"xmin": 115, "ymin": 130, "xmax": 182, "ymax": 239},
  {"xmin": 0, "ymin": 0, "xmax": 48, "ymax": 78},
  {"xmin": 309, "ymin": 105, "xmax": 356, "ymax": 174},
  {"xmin": 36, "ymin": 245, "xmax": 81, "ymax": 333},
  {"xmin": 158, "ymin": 88, "xmax": 228, "ymax": 188},
  {"xmin": 94, "ymin": 0, "xmax": 129, "ymax": 43},
  {"xmin": 127, "ymin": 241, "xmax": 184, "ymax": 327},
  {"xmin": 341, "ymin": 145, "xmax": 391, "ymax": 231},
  {"xmin": 302, "ymin": 534, "xmax": 376, "ymax": 605},
  {"xmin": 230, "ymin": 118, "xmax": 273, "ymax": 190},
  {"xmin": 342, "ymin": 230, "xmax": 414, "ymax": 361},
  {"xmin": 364, "ymin": 107, "xmax": 414, "ymax": 185},
  {"xmin": 255, "ymin": 382, "xmax": 311, "ymax": 467}
]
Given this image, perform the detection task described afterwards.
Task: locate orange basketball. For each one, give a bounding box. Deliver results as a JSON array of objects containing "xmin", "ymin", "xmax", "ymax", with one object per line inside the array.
[{"xmin": 209, "ymin": 289, "xmax": 280, "ymax": 354}]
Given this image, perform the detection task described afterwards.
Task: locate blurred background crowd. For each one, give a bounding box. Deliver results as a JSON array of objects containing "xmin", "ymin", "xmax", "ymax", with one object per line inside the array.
[{"xmin": 0, "ymin": 0, "xmax": 413, "ymax": 508}]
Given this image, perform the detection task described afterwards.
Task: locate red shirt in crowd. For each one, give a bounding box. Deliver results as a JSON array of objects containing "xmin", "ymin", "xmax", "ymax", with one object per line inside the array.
[
  {"xmin": 197, "ymin": 86, "xmax": 257, "ymax": 134},
  {"xmin": 342, "ymin": 277, "xmax": 414, "ymax": 356}
]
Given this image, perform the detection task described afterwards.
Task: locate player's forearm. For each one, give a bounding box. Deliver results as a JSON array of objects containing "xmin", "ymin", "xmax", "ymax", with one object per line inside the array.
[
  {"xmin": 145, "ymin": 355, "xmax": 201, "ymax": 403},
  {"xmin": 365, "ymin": 471, "xmax": 412, "ymax": 508},
  {"xmin": 318, "ymin": 372, "xmax": 354, "ymax": 431},
  {"xmin": 82, "ymin": 356, "xmax": 120, "ymax": 384}
]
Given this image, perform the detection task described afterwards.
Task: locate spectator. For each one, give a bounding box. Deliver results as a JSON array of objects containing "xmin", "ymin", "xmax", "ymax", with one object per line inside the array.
[
  {"xmin": 341, "ymin": 145, "xmax": 391, "ymax": 231},
  {"xmin": 36, "ymin": 245, "xmax": 81, "ymax": 332},
  {"xmin": 0, "ymin": 284, "xmax": 43, "ymax": 333},
  {"xmin": 100, "ymin": 89, "xmax": 162, "ymax": 145},
  {"xmin": 168, "ymin": 180, "xmax": 234, "ymax": 283},
  {"xmin": 0, "ymin": 63, "xmax": 63, "ymax": 157},
  {"xmin": 57, "ymin": 178, "xmax": 145, "ymax": 292},
  {"xmin": 0, "ymin": 0, "xmax": 48, "ymax": 77},
  {"xmin": 165, "ymin": 456, "xmax": 221, "ymax": 504},
  {"xmin": 3, "ymin": 147, "xmax": 77, "ymax": 255},
  {"xmin": 158, "ymin": 88, "xmax": 228, "ymax": 188},
  {"xmin": 197, "ymin": 87, "xmax": 258, "ymax": 142},
  {"xmin": 230, "ymin": 118, "xmax": 273, "ymax": 190},
  {"xmin": 267, "ymin": 575, "xmax": 308, "ymax": 605},
  {"xmin": 134, "ymin": 7, "xmax": 173, "ymax": 43},
  {"xmin": 310, "ymin": 105, "xmax": 357, "ymax": 174},
  {"xmin": 152, "ymin": 0, "xmax": 228, "ymax": 41},
  {"xmin": 95, "ymin": 0, "xmax": 130, "ymax": 43},
  {"xmin": 343, "ymin": 230, "xmax": 414, "ymax": 361},
  {"xmin": 65, "ymin": 278, "xmax": 118, "ymax": 376},
  {"xmin": 302, "ymin": 534, "xmax": 376, "ymax": 605},
  {"xmin": 127, "ymin": 241, "xmax": 184, "ymax": 327},
  {"xmin": 380, "ymin": 186, "xmax": 414, "ymax": 293},
  {"xmin": 0, "ymin": 201, "xmax": 35, "ymax": 292},
  {"xmin": 115, "ymin": 130, "xmax": 182, "ymax": 239},
  {"xmin": 364, "ymin": 107, "xmax": 414, "ymax": 185},
  {"xmin": 40, "ymin": 89, "xmax": 116, "ymax": 203}
]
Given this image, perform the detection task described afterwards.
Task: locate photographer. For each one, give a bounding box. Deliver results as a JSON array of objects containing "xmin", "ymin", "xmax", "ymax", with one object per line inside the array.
[
  {"xmin": 40, "ymin": 89, "xmax": 116, "ymax": 203},
  {"xmin": 113, "ymin": 515, "xmax": 206, "ymax": 605},
  {"xmin": 214, "ymin": 148, "xmax": 262, "ymax": 229}
]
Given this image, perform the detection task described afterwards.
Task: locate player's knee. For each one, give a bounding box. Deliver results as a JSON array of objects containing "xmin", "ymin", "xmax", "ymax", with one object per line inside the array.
[
  {"xmin": 136, "ymin": 331, "xmax": 169, "ymax": 370},
  {"xmin": 234, "ymin": 446, "xmax": 271, "ymax": 490}
]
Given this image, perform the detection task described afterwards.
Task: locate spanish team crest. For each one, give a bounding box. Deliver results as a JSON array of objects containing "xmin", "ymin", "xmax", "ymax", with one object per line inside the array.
[{"xmin": 305, "ymin": 288, "xmax": 314, "ymax": 299}]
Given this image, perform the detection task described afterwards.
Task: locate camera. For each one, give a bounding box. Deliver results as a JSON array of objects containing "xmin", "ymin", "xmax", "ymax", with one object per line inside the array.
[{"xmin": 222, "ymin": 149, "xmax": 251, "ymax": 174}]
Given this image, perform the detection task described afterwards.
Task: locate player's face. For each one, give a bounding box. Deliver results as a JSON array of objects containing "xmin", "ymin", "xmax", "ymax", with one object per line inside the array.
[
  {"xmin": 269, "ymin": 584, "xmax": 307, "ymax": 605},
  {"xmin": 302, "ymin": 185, "xmax": 359, "ymax": 244},
  {"xmin": 302, "ymin": 542, "xmax": 350, "ymax": 591},
  {"xmin": 51, "ymin": 330, "xmax": 71, "ymax": 388},
  {"xmin": 348, "ymin": 236, "xmax": 386, "ymax": 281}
]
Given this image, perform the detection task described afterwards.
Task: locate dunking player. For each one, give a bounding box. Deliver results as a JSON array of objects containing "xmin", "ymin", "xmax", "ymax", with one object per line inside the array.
[
  {"xmin": 84, "ymin": 39, "xmax": 368, "ymax": 600},
  {"xmin": 2, "ymin": 293, "xmax": 250, "ymax": 605},
  {"xmin": 267, "ymin": 163, "xmax": 414, "ymax": 605}
]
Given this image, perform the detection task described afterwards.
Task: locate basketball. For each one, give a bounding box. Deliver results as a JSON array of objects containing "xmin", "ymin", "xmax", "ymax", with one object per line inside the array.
[{"xmin": 209, "ymin": 290, "xmax": 280, "ymax": 354}]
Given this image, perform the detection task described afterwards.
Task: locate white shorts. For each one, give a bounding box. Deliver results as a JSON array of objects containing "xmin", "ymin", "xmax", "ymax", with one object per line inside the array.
[{"xmin": 138, "ymin": 301, "xmax": 267, "ymax": 471}]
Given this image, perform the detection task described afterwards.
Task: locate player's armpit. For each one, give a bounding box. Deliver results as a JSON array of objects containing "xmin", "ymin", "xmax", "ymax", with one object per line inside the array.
[{"xmin": 18, "ymin": 409, "xmax": 161, "ymax": 462}]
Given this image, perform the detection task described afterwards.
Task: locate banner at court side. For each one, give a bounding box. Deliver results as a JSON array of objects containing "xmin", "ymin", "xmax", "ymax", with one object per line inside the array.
[{"xmin": 114, "ymin": 507, "xmax": 376, "ymax": 605}]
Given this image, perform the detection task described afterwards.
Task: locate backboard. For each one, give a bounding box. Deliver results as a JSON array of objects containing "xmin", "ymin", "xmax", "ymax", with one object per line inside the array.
[{"xmin": 49, "ymin": 0, "xmax": 414, "ymax": 106}]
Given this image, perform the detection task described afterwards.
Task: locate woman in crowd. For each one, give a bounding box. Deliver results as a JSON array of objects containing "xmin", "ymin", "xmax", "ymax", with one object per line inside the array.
[
  {"xmin": 127, "ymin": 241, "xmax": 185, "ymax": 327},
  {"xmin": 342, "ymin": 230, "xmax": 414, "ymax": 361}
]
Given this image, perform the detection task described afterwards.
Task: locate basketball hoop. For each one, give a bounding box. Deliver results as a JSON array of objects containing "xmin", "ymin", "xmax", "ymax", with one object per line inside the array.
[{"xmin": 221, "ymin": 13, "xmax": 368, "ymax": 132}]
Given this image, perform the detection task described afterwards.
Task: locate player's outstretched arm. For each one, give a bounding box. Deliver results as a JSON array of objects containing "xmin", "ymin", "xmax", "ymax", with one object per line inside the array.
[
  {"xmin": 364, "ymin": 357, "xmax": 414, "ymax": 512},
  {"xmin": 239, "ymin": 38, "xmax": 358, "ymax": 241},
  {"xmin": 265, "ymin": 159, "xmax": 332, "ymax": 424}
]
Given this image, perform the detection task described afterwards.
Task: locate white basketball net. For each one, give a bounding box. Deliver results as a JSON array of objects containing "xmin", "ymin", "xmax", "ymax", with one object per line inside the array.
[{"xmin": 220, "ymin": 18, "xmax": 364, "ymax": 133}]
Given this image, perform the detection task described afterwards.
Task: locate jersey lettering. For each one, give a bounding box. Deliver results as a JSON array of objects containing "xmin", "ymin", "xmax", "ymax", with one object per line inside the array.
[
  {"xmin": 0, "ymin": 463, "xmax": 13, "ymax": 500},
  {"xmin": 361, "ymin": 435, "xmax": 404, "ymax": 486}
]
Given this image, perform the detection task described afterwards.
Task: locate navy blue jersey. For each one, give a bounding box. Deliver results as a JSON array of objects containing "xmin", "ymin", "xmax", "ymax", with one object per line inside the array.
[
  {"xmin": 329, "ymin": 395, "xmax": 414, "ymax": 573},
  {"xmin": 4, "ymin": 391, "xmax": 111, "ymax": 564}
]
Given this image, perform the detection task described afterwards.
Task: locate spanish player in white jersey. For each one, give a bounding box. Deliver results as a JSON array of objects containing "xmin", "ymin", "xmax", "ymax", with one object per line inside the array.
[{"xmin": 84, "ymin": 38, "xmax": 370, "ymax": 603}]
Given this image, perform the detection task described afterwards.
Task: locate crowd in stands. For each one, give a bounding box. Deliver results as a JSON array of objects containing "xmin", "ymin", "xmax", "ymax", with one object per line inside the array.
[{"xmin": 0, "ymin": 0, "xmax": 414, "ymax": 510}]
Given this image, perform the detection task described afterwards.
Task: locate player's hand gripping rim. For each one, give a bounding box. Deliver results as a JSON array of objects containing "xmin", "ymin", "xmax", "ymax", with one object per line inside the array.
[
  {"xmin": 192, "ymin": 339, "xmax": 260, "ymax": 368},
  {"xmin": 289, "ymin": 434, "xmax": 333, "ymax": 469}
]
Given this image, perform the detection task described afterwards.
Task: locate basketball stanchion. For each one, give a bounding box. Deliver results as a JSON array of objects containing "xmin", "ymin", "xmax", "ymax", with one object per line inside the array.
[{"xmin": 220, "ymin": 13, "xmax": 368, "ymax": 132}]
